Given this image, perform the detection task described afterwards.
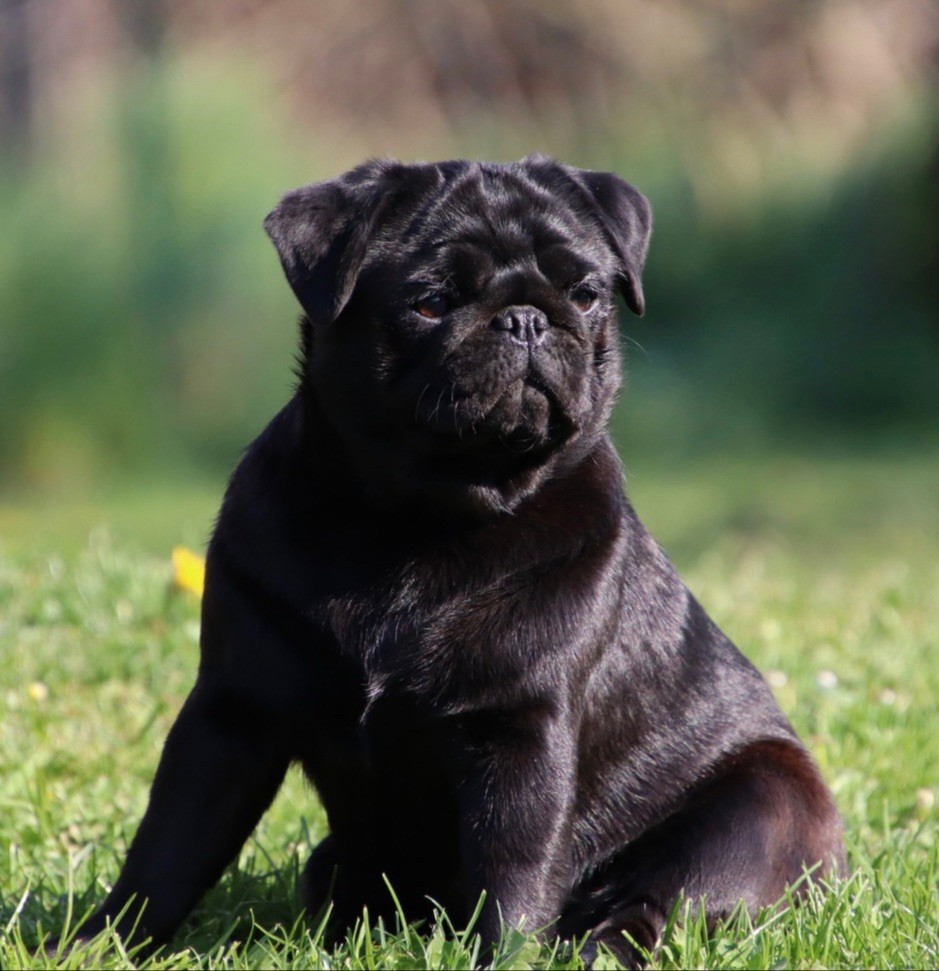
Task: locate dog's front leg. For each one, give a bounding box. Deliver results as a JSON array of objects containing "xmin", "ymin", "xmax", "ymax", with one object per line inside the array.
[
  {"xmin": 458, "ymin": 706, "xmax": 574, "ymax": 952},
  {"xmin": 74, "ymin": 679, "xmax": 291, "ymax": 949}
]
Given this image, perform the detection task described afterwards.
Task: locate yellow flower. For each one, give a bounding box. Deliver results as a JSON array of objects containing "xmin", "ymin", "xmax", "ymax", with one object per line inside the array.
[
  {"xmin": 27, "ymin": 681, "xmax": 49, "ymax": 703},
  {"xmin": 172, "ymin": 546, "xmax": 205, "ymax": 598}
]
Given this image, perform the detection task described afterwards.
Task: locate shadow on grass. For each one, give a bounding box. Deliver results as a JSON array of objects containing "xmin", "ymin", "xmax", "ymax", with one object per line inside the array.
[{"xmin": 3, "ymin": 861, "xmax": 307, "ymax": 964}]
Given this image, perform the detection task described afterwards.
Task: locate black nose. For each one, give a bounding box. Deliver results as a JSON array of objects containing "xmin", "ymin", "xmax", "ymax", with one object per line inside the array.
[{"xmin": 491, "ymin": 305, "xmax": 548, "ymax": 347}]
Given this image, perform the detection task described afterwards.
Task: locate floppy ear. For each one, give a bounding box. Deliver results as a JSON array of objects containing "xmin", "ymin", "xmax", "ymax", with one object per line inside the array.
[
  {"xmin": 264, "ymin": 161, "xmax": 390, "ymax": 324},
  {"xmin": 572, "ymin": 168, "xmax": 652, "ymax": 317}
]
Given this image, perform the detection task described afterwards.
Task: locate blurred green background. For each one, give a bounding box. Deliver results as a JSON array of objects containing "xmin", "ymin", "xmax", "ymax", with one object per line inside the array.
[{"xmin": 0, "ymin": 0, "xmax": 937, "ymax": 495}]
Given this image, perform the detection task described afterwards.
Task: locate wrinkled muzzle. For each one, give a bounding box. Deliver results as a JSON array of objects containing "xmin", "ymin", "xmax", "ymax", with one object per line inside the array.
[{"xmin": 405, "ymin": 333, "xmax": 587, "ymax": 466}]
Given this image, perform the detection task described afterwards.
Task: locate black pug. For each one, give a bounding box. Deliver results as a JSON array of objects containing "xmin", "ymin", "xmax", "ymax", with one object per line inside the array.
[{"xmin": 71, "ymin": 156, "xmax": 844, "ymax": 964}]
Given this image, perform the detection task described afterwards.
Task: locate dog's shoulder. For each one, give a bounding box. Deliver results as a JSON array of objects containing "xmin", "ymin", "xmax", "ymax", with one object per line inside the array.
[
  {"xmin": 214, "ymin": 397, "xmax": 305, "ymax": 539},
  {"xmin": 204, "ymin": 396, "xmax": 326, "ymax": 608}
]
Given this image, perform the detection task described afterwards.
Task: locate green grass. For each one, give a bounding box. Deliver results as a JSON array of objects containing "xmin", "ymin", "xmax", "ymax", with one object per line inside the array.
[{"xmin": 2, "ymin": 447, "xmax": 938, "ymax": 968}]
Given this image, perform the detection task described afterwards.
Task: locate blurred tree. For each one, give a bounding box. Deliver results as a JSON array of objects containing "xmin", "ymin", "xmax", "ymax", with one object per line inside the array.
[
  {"xmin": 119, "ymin": 0, "xmax": 166, "ymax": 55},
  {"xmin": 115, "ymin": 0, "xmax": 198, "ymax": 440},
  {"xmin": 0, "ymin": 0, "xmax": 35, "ymax": 159},
  {"xmin": 163, "ymin": 0, "xmax": 938, "ymax": 168},
  {"xmin": 171, "ymin": 0, "xmax": 624, "ymax": 138}
]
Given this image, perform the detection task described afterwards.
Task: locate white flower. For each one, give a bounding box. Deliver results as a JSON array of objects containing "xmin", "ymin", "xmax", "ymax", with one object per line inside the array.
[{"xmin": 816, "ymin": 670, "xmax": 838, "ymax": 690}]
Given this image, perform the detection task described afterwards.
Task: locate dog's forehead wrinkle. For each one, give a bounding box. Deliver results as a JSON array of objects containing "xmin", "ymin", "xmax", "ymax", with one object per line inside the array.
[
  {"xmin": 394, "ymin": 164, "xmax": 588, "ymax": 262},
  {"xmin": 406, "ymin": 218, "xmax": 596, "ymax": 286},
  {"xmin": 535, "ymin": 246, "xmax": 602, "ymax": 287},
  {"xmin": 396, "ymin": 160, "xmax": 488, "ymax": 245}
]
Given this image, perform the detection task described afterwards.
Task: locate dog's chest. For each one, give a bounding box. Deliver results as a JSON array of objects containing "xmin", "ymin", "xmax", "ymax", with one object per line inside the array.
[
  {"xmin": 320, "ymin": 565, "xmax": 536, "ymax": 720},
  {"xmin": 297, "ymin": 586, "xmax": 471, "ymax": 789},
  {"xmin": 324, "ymin": 591, "xmax": 457, "ymax": 710}
]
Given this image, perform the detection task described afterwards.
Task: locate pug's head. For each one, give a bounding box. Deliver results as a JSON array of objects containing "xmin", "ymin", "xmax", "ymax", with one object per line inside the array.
[{"xmin": 265, "ymin": 156, "xmax": 651, "ymax": 517}]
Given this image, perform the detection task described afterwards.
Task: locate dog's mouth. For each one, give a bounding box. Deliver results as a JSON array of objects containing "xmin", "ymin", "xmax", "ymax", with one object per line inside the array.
[{"xmin": 407, "ymin": 376, "xmax": 577, "ymax": 482}]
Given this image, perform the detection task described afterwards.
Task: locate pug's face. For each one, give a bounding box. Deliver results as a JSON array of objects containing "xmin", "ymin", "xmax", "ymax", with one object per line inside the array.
[{"xmin": 265, "ymin": 156, "xmax": 651, "ymax": 517}]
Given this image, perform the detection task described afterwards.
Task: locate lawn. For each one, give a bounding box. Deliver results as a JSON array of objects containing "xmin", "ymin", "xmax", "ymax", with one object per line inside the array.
[{"xmin": 1, "ymin": 446, "xmax": 937, "ymax": 969}]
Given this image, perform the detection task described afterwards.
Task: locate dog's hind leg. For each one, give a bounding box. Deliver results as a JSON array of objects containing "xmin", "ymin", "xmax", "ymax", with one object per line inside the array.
[{"xmin": 560, "ymin": 740, "xmax": 844, "ymax": 968}]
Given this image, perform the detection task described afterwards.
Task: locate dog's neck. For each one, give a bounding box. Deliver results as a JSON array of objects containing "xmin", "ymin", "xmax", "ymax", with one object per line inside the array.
[{"xmin": 290, "ymin": 376, "xmax": 625, "ymax": 540}]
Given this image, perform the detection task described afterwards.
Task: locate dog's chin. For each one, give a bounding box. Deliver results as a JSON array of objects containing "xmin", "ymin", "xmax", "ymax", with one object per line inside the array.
[
  {"xmin": 319, "ymin": 372, "xmax": 589, "ymax": 519},
  {"xmin": 404, "ymin": 381, "xmax": 579, "ymax": 517}
]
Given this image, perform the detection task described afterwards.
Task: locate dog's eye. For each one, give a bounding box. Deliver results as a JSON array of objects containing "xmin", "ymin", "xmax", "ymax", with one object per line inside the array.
[
  {"xmin": 570, "ymin": 285, "xmax": 599, "ymax": 313},
  {"xmin": 414, "ymin": 293, "xmax": 450, "ymax": 319}
]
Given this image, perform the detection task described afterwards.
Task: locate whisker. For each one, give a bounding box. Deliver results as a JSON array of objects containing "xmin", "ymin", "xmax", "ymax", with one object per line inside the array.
[
  {"xmin": 620, "ymin": 332, "xmax": 649, "ymax": 359},
  {"xmin": 414, "ymin": 382, "xmax": 432, "ymax": 422}
]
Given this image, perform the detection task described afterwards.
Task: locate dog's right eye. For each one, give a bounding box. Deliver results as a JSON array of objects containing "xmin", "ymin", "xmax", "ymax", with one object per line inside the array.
[
  {"xmin": 570, "ymin": 284, "xmax": 599, "ymax": 313},
  {"xmin": 414, "ymin": 293, "xmax": 450, "ymax": 319}
]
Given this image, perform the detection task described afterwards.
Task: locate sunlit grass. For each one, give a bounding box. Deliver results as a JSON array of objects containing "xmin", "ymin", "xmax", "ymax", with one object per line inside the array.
[{"xmin": 1, "ymin": 447, "xmax": 937, "ymax": 968}]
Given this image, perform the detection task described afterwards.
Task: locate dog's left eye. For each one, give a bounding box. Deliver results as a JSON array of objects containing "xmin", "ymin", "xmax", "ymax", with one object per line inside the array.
[
  {"xmin": 570, "ymin": 285, "xmax": 599, "ymax": 313},
  {"xmin": 414, "ymin": 293, "xmax": 450, "ymax": 319}
]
